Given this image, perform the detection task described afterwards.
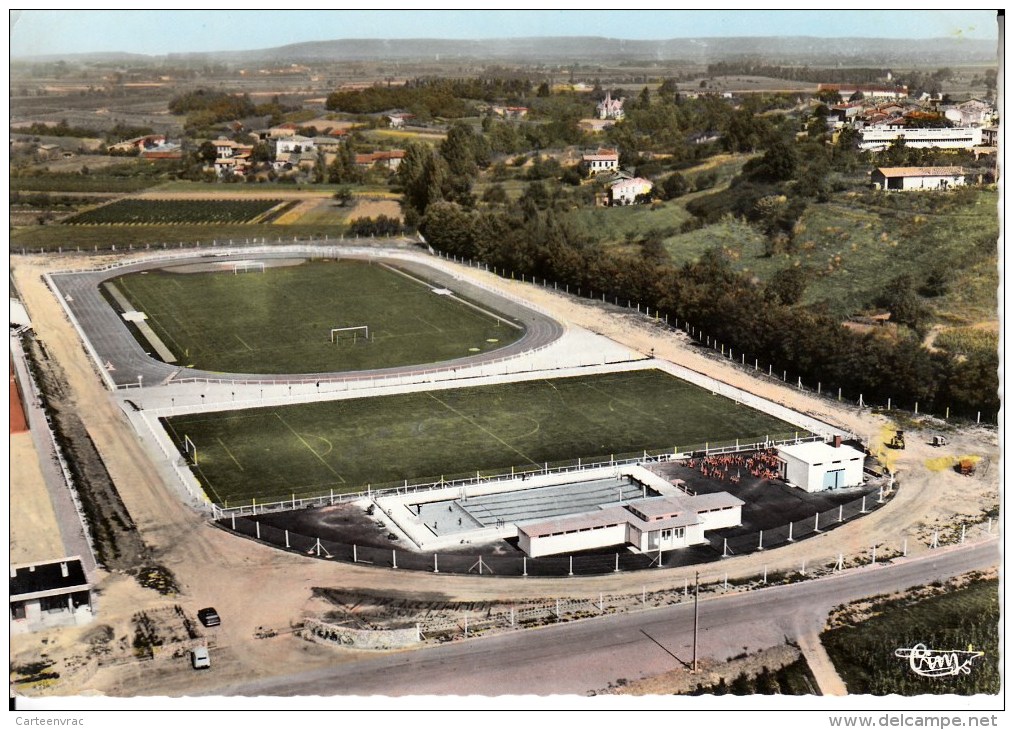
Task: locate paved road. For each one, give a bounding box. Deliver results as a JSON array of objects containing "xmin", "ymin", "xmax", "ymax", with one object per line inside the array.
[
  {"xmin": 218, "ymin": 539, "xmax": 998, "ymax": 697},
  {"xmin": 49, "ymin": 247, "xmax": 566, "ymax": 388}
]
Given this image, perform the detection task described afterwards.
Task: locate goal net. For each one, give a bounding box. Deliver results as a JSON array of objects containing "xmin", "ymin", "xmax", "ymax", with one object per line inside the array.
[
  {"xmin": 233, "ymin": 261, "xmax": 266, "ymax": 274},
  {"xmin": 331, "ymin": 326, "xmax": 371, "ymax": 344}
]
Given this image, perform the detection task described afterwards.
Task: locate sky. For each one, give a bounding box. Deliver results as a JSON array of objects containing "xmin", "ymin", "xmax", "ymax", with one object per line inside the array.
[{"xmin": 8, "ymin": 9, "xmax": 1000, "ymax": 58}]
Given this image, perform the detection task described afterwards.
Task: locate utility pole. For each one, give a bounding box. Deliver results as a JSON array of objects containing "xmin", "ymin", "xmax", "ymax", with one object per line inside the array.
[{"xmin": 692, "ymin": 570, "xmax": 700, "ymax": 673}]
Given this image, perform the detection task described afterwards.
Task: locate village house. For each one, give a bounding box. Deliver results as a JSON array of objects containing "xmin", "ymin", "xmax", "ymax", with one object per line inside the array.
[
  {"xmin": 582, "ymin": 147, "xmax": 620, "ymax": 175},
  {"xmin": 354, "ymin": 149, "xmax": 405, "ymax": 171},
  {"xmin": 491, "ymin": 105, "xmax": 529, "ymax": 120},
  {"xmin": 108, "ymin": 134, "xmax": 166, "ymax": 154},
  {"xmin": 944, "ymin": 98, "xmax": 996, "ymax": 127},
  {"xmin": 609, "ymin": 176, "xmax": 653, "ymax": 205},
  {"xmin": 871, "ymin": 166, "xmax": 967, "ymax": 191},
  {"xmin": 384, "ymin": 112, "xmax": 414, "ymax": 128}
]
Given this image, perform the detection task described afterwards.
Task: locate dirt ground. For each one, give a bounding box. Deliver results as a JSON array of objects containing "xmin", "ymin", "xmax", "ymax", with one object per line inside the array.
[
  {"xmin": 9, "ymin": 433, "xmax": 66, "ymax": 564},
  {"xmin": 7, "ymin": 250, "xmax": 1000, "ymax": 699}
]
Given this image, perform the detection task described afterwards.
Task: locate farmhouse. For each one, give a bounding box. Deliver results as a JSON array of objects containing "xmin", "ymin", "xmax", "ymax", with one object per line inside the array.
[
  {"xmin": 385, "ymin": 112, "xmax": 414, "ymax": 128},
  {"xmin": 582, "ymin": 147, "xmax": 619, "ymax": 175},
  {"xmin": 355, "ymin": 149, "xmax": 405, "ymax": 171},
  {"xmin": 10, "ymin": 558, "xmax": 93, "ymax": 634},
  {"xmin": 776, "ymin": 440, "xmax": 864, "ymax": 492},
  {"xmin": 108, "ymin": 134, "xmax": 166, "ymax": 153},
  {"xmin": 609, "ymin": 177, "xmax": 653, "ymax": 205},
  {"xmin": 871, "ymin": 166, "xmax": 967, "ymax": 191},
  {"xmin": 517, "ymin": 490, "xmax": 743, "ymax": 558}
]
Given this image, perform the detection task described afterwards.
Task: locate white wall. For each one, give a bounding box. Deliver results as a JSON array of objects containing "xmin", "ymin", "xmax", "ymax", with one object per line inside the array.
[
  {"xmin": 521, "ymin": 523, "xmax": 628, "ymax": 558},
  {"xmin": 698, "ymin": 505, "xmax": 742, "ymax": 531}
]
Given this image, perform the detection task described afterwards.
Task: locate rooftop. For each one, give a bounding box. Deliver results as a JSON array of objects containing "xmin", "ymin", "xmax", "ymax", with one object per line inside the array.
[{"xmin": 875, "ymin": 166, "xmax": 967, "ymax": 177}]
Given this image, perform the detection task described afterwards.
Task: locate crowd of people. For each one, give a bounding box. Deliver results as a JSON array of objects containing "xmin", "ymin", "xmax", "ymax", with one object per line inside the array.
[{"xmin": 683, "ymin": 448, "xmax": 783, "ymax": 485}]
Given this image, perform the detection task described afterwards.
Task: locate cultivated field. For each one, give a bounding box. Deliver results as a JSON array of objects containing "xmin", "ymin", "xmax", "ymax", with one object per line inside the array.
[
  {"xmin": 163, "ymin": 369, "xmax": 803, "ymax": 505},
  {"xmin": 109, "ymin": 259, "xmax": 523, "ymax": 374},
  {"xmin": 822, "ymin": 576, "xmax": 1000, "ymax": 695},
  {"xmin": 64, "ymin": 198, "xmax": 287, "ymax": 225}
]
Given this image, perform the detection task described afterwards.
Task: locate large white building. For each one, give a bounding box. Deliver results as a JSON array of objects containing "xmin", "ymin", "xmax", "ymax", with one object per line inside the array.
[
  {"xmin": 858, "ymin": 126, "xmax": 983, "ymax": 151},
  {"xmin": 517, "ymin": 491, "xmax": 743, "ymax": 558},
  {"xmin": 609, "ymin": 177, "xmax": 653, "ymax": 205},
  {"xmin": 776, "ymin": 441, "xmax": 865, "ymax": 493}
]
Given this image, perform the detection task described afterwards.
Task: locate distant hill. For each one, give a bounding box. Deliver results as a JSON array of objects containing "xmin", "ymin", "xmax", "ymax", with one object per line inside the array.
[{"xmin": 14, "ymin": 36, "xmax": 998, "ymax": 66}]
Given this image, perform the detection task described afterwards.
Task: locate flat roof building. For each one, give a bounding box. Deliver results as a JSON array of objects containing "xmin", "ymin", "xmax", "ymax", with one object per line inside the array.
[
  {"xmin": 777, "ymin": 441, "xmax": 864, "ymax": 493},
  {"xmin": 10, "ymin": 557, "xmax": 93, "ymax": 634},
  {"xmin": 517, "ymin": 490, "xmax": 743, "ymax": 558}
]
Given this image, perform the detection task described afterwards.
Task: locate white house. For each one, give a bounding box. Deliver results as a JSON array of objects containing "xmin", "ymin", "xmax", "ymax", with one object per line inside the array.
[
  {"xmin": 597, "ymin": 92, "xmax": 625, "ymax": 120},
  {"xmin": 943, "ymin": 99, "xmax": 996, "ymax": 127},
  {"xmin": 858, "ymin": 126, "xmax": 983, "ymax": 152},
  {"xmin": 871, "ymin": 166, "xmax": 967, "ymax": 191},
  {"xmin": 275, "ymin": 135, "xmax": 316, "ymax": 155},
  {"xmin": 610, "ymin": 177, "xmax": 653, "ymax": 205},
  {"xmin": 517, "ymin": 491, "xmax": 743, "ymax": 558},
  {"xmin": 582, "ymin": 148, "xmax": 619, "ymax": 175},
  {"xmin": 776, "ymin": 440, "xmax": 865, "ymax": 492}
]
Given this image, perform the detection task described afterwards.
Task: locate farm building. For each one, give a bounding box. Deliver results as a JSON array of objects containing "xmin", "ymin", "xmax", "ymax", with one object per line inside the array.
[
  {"xmin": 610, "ymin": 177, "xmax": 653, "ymax": 205},
  {"xmin": 776, "ymin": 440, "xmax": 864, "ymax": 492},
  {"xmin": 517, "ymin": 491, "xmax": 743, "ymax": 558},
  {"xmin": 10, "ymin": 558, "xmax": 93, "ymax": 634},
  {"xmin": 871, "ymin": 166, "xmax": 967, "ymax": 191}
]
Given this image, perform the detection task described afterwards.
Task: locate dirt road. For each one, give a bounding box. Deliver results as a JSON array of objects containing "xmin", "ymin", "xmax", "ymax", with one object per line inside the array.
[{"xmin": 8, "ymin": 250, "xmax": 999, "ymax": 698}]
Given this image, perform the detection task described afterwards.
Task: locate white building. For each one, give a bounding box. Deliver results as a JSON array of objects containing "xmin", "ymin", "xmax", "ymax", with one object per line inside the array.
[
  {"xmin": 582, "ymin": 148, "xmax": 620, "ymax": 175},
  {"xmin": 275, "ymin": 135, "xmax": 316, "ymax": 155},
  {"xmin": 871, "ymin": 166, "xmax": 967, "ymax": 191},
  {"xmin": 610, "ymin": 177, "xmax": 653, "ymax": 205},
  {"xmin": 776, "ymin": 441, "xmax": 865, "ymax": 492},
  {"xmin": 858, "ymin": 126, "xmax": 983, "ymax": 151},
  {"xmin": 517, "ymin": 491, "xmax": 743, "ymax": 558}
]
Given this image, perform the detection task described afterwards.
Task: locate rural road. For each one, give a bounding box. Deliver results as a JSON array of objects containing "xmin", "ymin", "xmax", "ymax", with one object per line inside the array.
[{"xmin": 219, "ymin": 539, "xmax": 998, "ymax": 697}]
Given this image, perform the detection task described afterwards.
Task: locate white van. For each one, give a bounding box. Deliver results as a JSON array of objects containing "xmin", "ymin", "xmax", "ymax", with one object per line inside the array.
[{"xmin": 190, "ymin": 646, "xmax": 211, "ymax": 670}]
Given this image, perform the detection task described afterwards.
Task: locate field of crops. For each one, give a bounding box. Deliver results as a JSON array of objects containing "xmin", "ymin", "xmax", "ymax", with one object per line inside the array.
[
  {"xmin": 822, "ymin": 577, "xmax": 1000, "ymax": 695},
  {"xmin": 64, "ymin": 198, "xmax": 285, "ymax": 225}
]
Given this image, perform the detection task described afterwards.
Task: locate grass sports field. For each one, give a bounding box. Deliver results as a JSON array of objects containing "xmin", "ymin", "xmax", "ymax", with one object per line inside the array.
[
  {"xmin": 163, "ymin": 369, "xmax": 805, "ymax": 506},
  {"xmin": 109, "ymin": 259, "xmax": 522, "ymax": 374}
]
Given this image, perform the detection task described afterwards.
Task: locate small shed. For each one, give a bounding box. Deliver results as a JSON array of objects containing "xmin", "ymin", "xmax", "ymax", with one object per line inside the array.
[{"xmin": 777, "ymin": 441, "xmax": 865, "ymax": 492}]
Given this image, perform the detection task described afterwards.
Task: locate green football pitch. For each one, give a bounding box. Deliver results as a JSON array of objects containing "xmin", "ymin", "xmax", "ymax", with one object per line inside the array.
[
  {"xmin": 163, "ymin": 369, "xmax": 806, "ymax": 507},
  {"xmin": 108, "ymin": 259, "xmax": 523, "ymax": 374}
]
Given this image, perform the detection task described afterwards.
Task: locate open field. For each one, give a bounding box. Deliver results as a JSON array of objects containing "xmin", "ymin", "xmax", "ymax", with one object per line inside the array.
[
  {"xmin": 10, "ymin": 173, "xmax": 162, "ymax": 193},
  {"xmin": 110, "ymin": 259, "xmax": 523, "ymax": 374},
  {"xmin": 163, "ymin": 368, "xmax": 803, "ymax": 505},
  {"xmin": 822, "ymin": 577, "xmax": 1000, "ymax": 695},
  {"xmin": 64, "ymin": 198, "xmax": 287, "ymax": 225}
]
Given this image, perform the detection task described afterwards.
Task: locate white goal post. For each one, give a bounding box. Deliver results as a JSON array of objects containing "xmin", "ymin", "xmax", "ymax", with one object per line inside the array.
[
  {"xmin": 183, "ymin": 434, "xmax": 198, "ymax": 464},
  {"xmin": 330, "ymin": 326, "xmax": 371, "ymax": 343},
  {"xmin": 233, "ymin": 261, "xmax": 266, "ymax": 274}
]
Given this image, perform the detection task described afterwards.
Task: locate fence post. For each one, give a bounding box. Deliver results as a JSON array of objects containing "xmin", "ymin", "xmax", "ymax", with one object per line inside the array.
[
  {"xmin": 284, "ymin": 529, "xmax": 289, "ymax": 548},
  {"xmin": 255, "ymin": 521, "xmax": 260, "ymax": 539},
  {"xmin": 434, "ymin": 554, "xmax": 439, "ymax": 573},
  {"xmin": 758, "ymin": 530, "xmax": 764, "ymax": 550},
  {"xmin": 787, "ymin": 522, "xmax": 794, "ymax": 542},
  {"xmin": 392, "ymin": 550, "xmax": 397, "ymax": 569},
  {"xmin": 614, "ymin": 553, "xmax": 620, "ymax": 573}
]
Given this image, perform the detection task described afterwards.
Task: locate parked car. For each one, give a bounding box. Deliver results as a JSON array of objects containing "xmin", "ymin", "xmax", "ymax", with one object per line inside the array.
[
  {"xmin": 197, "ymin": 607, "xmax": 221, "ymax": 627},
  {"xmin": 190, "ymin": 647, "xmax": 211, "ymax": 670}
]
